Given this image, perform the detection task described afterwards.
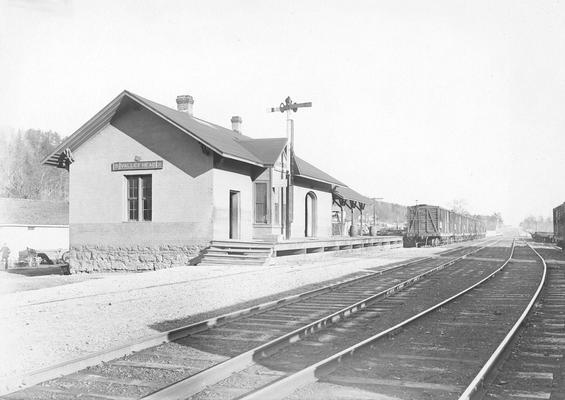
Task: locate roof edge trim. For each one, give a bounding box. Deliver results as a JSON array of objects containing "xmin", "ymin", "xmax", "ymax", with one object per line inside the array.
[
  {"xmin": 295, "ymin": 173, "xmax": 342, "ymax": 186},
  {"xmin": 43, "ymin": 90, "xmax": 266, "ymax": 168},
  {"xmin": 41, "ymin": 90, "xmax": 128, "ymax": 165}
]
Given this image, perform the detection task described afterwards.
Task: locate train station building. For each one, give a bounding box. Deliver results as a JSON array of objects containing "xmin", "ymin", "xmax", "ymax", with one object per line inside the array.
[{"xmin": 44, "ymin": 91, "xmax": 388, "ymax": 272}]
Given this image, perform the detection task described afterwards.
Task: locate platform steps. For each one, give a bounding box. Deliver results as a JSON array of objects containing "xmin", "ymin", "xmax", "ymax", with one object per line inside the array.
[{"xmin": 198, "ymin": 240, "xmax": 274, "ymax": 265}]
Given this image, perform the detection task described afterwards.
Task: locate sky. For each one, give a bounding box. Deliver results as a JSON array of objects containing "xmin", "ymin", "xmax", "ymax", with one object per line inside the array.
[{"xmin": 1, "ymin": 0, "xmax": 564, "ymax": 225}]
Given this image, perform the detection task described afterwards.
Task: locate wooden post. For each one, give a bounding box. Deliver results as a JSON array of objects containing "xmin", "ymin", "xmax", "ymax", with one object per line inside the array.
[
  {"xmin": 340, "ymin": 205, "xmax": 344, "ymax": 235},
  {"xmin": 268, "ymin": 97, "xmax": 311, "ymax": 240},
  {"xmin": 286, "ymin": 170, "xmax": 292, "ymax": 239},
  {"xmin": 349, "ymin": 201, "xmax": 355, "ymax": 236},
  {"xmin": 286, "ymin": 118, "xmax": 294, "ymax": 240},
  {"xmin": 360, "ymin": 204, "xmax": 364, "ymax": 235}
]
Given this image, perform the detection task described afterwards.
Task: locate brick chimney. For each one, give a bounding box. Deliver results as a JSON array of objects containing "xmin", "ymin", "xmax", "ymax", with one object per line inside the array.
[
  {"xmin": 231, "ymin": 116, "xmax": 242, "ymax": 134},
  {"xmin": 176, "ymin": 95, "xmax": 194, "ymax": 116}
]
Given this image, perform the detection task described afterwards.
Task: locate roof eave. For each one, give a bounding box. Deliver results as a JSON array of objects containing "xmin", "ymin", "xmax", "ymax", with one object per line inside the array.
[
  {"xmin": 42, "ymin": 90, "xmax": 129, "ymax": 166},
  {"xmin": 43, "ymin": 90, "xmax": 266, "ymax": 169},
  {"xmin": 124, "ymin": 92, "xmax": 265, "ymax": 167},
  {"xmin": 333, "ymin": 187, "xmax": 372, "ymax": 204},
  {"xmin": 295, "ymin": 173, "xmax": 343, "ymax": 186},
  {"xmin": 220, "ymin": 153, "xmax": 265, "ymax": 167}
]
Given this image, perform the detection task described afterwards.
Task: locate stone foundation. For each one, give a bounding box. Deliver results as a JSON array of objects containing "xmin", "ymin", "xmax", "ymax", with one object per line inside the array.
[{"xmin": 69, "ymin": 243, "xmax": 208, "ymax": 273}]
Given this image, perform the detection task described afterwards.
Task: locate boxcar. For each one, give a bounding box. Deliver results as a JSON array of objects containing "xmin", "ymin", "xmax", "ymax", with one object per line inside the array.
[
  {"xmin": 531, "ymin": 232, "xmax": 555, "ymax": 243},
  {"xmin": 404, "ymin": 204, "xmax": 486, "ymax": 247},
  {"xmin": 554, "ymin": 202, "xmax": 565, "ymax": 249}
]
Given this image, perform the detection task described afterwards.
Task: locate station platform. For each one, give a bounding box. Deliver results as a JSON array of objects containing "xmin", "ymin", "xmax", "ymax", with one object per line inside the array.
[
  {"xmin": 199, "ymin": 236, "xmax": 404, "ymax": 265},
  {"xmin": 274, "ymin": 235, "xmax": 402, "ymax": 255}
]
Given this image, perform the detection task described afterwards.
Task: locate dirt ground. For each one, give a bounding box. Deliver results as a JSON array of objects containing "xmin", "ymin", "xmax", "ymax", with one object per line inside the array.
[{"xmin": 0, "ymin": 245, "xmax": 460, "ymax": 380}]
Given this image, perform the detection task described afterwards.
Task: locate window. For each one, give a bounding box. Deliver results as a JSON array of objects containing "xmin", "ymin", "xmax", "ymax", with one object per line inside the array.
[
  {"xmin": 255, "ymin": 182, "xmax": 268, "ymax": 223},
  {"xmin": 127, "ymin": 175, "xmax": 152, "ymax": 221}
]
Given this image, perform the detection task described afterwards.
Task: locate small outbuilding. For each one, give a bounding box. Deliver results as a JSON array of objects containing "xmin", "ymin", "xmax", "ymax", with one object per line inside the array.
[{"xmin": 0, "ymin": 197, "xmax": 69, "ymax": 267}]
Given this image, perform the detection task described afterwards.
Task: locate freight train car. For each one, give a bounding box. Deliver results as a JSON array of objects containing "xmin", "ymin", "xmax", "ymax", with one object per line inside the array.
[
  {"xmin": 531, "ymin": 232, "xmax": 555, "ymax": 243},
  {"xmin": 404, "ymin": 204, "xmax": 486, "ymax": 247},
  {"xmin": 553, "ymin": 202, "xmax": 565, "ymax": 249}
]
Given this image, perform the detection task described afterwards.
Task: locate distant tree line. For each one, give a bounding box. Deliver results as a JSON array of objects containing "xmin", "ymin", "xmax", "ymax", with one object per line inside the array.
[
  {"xmin": 359, "ymin": 199, "xmax": 504, "ymax": 231},
  {"xmin": 450, "ymin": 199, "xmax": 471, "ymax": 215},
  {"xmin": 362, "ymin": 201, "xmax": 407, "ymax": 228},
  {"xmin": 475, "ymin": 213, "xmax": 503, "ymax": 231},
  {"xmin": 449, "ymin": 198, "xmax": 503, "ymax": 230},
  {"xmin": 519, "ymin": 215, "xmax": 553, "ymax": 232},
  {"xmin": 0, "ymin": 129, "xmax": 68, "ymax": 201}
]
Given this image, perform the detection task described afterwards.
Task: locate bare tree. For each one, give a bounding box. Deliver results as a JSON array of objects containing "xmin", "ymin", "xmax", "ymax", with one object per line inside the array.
[
  {"xmin": 450, "ymin": 198, "xmax": 470, "ymax": 215},
  {"xmin": 520, "ymin": 215, "xmax": 552, "ymax": 232},
  {"xmin": 0, "ymin": 129, "xmax": 68, "ymax": 200}
]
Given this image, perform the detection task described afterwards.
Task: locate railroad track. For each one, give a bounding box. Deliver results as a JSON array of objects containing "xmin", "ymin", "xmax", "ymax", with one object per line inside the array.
[
  {"xmin": 474, "ymin": 243, "xmax": 565, "ymax": 399},
  {"xmin": 269, "ymin": 239, "xmax": 544, "ymax": 400},
  {"xmin": 1, "ymin": 239, "xmax": 498, "ymax": 399},
  {"xmin": 183, "ymin": 238, "xmax": 519, "ymax": 400}
]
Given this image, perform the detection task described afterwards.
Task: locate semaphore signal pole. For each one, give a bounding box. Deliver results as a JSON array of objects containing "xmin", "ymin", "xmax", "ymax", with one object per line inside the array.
[{"xmin": 268, "ymin": 97, "xmax": 312, "ymax": 240}]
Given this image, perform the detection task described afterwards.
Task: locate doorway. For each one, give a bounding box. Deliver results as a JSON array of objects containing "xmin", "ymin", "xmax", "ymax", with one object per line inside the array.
[
  {"xmin": 305, "ymin": 191, "xmax": 317, "ymax": 237},
  {"xmin": 229, "ymin": 191, "xmax": 240, "ymax": 239}
]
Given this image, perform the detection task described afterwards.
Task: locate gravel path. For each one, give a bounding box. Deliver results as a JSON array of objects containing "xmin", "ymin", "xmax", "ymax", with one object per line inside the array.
[{"xmin": 0, "ymin": 246, "xmax": 455, "ymax": 379}]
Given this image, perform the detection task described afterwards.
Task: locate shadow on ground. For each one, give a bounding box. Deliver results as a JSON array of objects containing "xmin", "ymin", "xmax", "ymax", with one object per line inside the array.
[
  {"xmin": 148, "ymin": 269, "xmax": 376, "ymax": 333},
  {"xmin": 149, "ymin": 243, "xmax": 514, "ymax": 361},
  {"xmin": 6, "ymin": 265, "xmax": 69, "ymax": 276}
]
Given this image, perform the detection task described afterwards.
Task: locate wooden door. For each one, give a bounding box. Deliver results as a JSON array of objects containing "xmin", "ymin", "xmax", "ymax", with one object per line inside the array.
[{"xmin": 229, "ymin": 191, "xmax": 240, "ymax": 239}]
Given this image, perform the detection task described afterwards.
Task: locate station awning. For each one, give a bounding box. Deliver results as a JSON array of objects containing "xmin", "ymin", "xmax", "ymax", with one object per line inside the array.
[{"xmin": 333, "ymin": 187, "xmax": 372, "ymax": 209}]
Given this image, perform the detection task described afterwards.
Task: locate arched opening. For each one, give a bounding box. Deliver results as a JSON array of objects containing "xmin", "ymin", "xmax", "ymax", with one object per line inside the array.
[{"xmin": 305, "ymin": 191, "xmax": 317, "ymax": 237}]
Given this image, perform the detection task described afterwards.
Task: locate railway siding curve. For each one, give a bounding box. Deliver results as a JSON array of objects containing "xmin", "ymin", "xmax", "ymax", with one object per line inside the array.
[
  {"xmin": 476, "ymin": 244, "xmax": 565, "ymax": 400},
  {"xmin": 280, "ymin": 240, "xmax": 544, "ymax": 400}
]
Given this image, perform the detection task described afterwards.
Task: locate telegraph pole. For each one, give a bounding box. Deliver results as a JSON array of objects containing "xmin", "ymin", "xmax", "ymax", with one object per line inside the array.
[
  {"xmin": 372, "ymin": 197, "xmax": 383, "ymax": 234},
  {"xmin": 268, "ymin": 97, "xmax": 312, "ymax": 239}
]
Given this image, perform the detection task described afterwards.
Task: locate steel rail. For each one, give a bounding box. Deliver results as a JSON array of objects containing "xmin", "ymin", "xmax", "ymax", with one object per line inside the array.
[
  {"xmin": 143, "ymin": 239, "xmax": 502, "ymax": 400},
  {"xmin": 238, "ymin": 239, "xmax": 516, "ymax": 400},
  {"xmin": 0, "ymin": 245, "xmax": 465, "ymax": 395},
  {"xmin": 458, "ymin": 240, "xmax": 547, "ymax": 400}
]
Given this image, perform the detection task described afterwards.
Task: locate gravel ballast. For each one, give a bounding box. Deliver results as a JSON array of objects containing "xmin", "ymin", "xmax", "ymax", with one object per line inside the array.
[{"xmin": 0, "ymin": 245, "xmax": 461, "ymax": 379}]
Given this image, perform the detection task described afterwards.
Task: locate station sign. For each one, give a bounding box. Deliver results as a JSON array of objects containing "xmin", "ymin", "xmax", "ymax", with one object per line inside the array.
[{"xmin": 111, "ymin": 160, "xmax": 163, "ymax": 171}]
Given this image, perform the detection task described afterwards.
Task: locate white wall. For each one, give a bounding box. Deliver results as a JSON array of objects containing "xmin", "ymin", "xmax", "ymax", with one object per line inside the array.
[
  {"xmin": 69, "ymin": 124, "xmax": 215, "ymax": 246},
  {"xmin": 212, "ymin": 168, "xmax": 253, "ymax": 240},
  {"xmin": 291, "ymin": 185, "xmax": 333, "ymax": 238}
]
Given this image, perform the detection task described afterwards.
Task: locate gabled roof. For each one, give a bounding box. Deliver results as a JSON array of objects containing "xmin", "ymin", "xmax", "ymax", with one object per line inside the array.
[
  {"xmin": 43, "ymin": 90, "xmax": 276, "ymax": 167},
  {"xmin": 0, "ymin": 198, "xmax": 69, "ymax": 226},
  {"xmin": 239, "ymin": 138, "xmax": 288, "ymax": 166},
  {"xmin": 43, "ymin": 90, "xmax": 347, "ymax": 186},
  {"xmin": 130, "ymin": 92, "xmax": 272, "ymax": 165}
]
